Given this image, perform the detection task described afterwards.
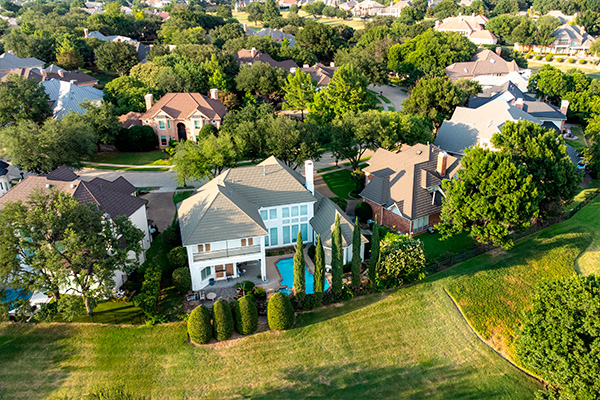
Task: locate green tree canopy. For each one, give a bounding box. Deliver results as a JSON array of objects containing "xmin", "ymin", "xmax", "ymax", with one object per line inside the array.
[
  {"xmin": 313, "ymin": 235, "xmax": 325, "ymax": 293},
  {"xmin": 293, "ymin": 231, "xmax": 306, "ymax": 296},
  {"xmin": 282, "ymin": 70, "xmax": 317, "ymax": 120},
  {"xmin": 378, "ymin": 233, "xmax": 426, "ymax": 286},
  {"xmin": 0, "ymin": 74, "xmax": 52, "ymax": 125},
  {"xmin": 351, "ymin": 217, "xmax": 361, "ymax": 288},
  {"xmin": 94, "ymin": 41, "xmax": 138, "ymax": 75},
  {"xmin": 103, "ymin": 76, "xmax": 151, "ymax": 114},
  {"xmin": 330, "ymin": 214, "xmax": 343, "ymax": 294},
  {"xmin": 235, "ymin": 61, "xmax": 288, "ymax": 99},
  {"xmin": 583, "ymin": 114, "xmax": 600, "ymax": 177},
  {"xmin": 296, "ymin": 20, "xmax": 343, "ymax": 61},
  {"xmin": 172, "ymin": 134, "xmax": 237, "ymax": 185}
]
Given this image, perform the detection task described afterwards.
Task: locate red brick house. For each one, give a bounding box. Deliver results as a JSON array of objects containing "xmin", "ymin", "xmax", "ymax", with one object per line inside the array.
[{"xmin": 359, "ymin": 144, "xmax": 460, "ymax": 235}]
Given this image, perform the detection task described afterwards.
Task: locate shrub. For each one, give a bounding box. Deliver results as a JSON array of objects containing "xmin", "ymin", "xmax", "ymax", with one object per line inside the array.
[
  {"xmin": 350, "ymin": 169, "xmax": 366, "ymax": 196},
  {"xmin": 198, "ymin": 124, "xmax": 218, "ymax": 139},
  {"xmin": 331, "ymin": 197, "xmax": 347, "ymax": 211},
  {"xmin": 162, "ymin": 222, "xmax": 181, "ymax": 247},
  {"xmin": 267, "ymin": 292, "xmax": 295, "ymax": 330},
  {"xmin": 355, "ymin": 201, "xmax": 373, "ymax": 223},
  {"xmin": 234, "ymin": 294, "xmax": 258, "ymax": 335},
  {"xmin": 187, "ymin": 305, "xmax": 212, "ymax": 344},
  {"xmin": 342, "ymin": 261, "xmax": 352, "ymax": 273},
  {"xmin": 535, "ymin": 55, "xmax": 542, "ymax": 60},
  {"xmin": 253, "ymin": 287, "xmax": 266, "ymax": 300},
  {"xmin": 579, "ymin": 58, "xmax": 586, "ymax": 64},
  {"xmin": 57, "ymin": 295, "xmax": 86, "ymax": 321},
  {"xmin": 133, "ymin": 262, "xmax": 161, "ymax": 318},
  {"xmin": 168, "ymin": 246, "xmax": 188, "ymax": 270},
  {"xmin": 545, "ymin": 54, "xmax": 552, "ymax": 62},
  {"xmin": 379, "ymin": 233, "xmax": 426, "ymax": 287},
  {"xmin": 172, "ymin": 267, "xmax": 192, "ymax": 294},
  {"xmin": 568, "ymin": 58, "xmax": 576, "ymax": 63},
  {"xmin": 33, "ymin": 302, "xmax": 58, "ymax": 322},
  {"xmin": 239, "ymin": 280, "xmax": 255, "ymax": 292},
  {"xmin": 556, "ymin": 57, "xmax": 564, "ymax": 62},
  {"xmin": 212, "ymin": 300, "xmax": 234, "ymax": 341},
  {"xmin": 115, "ymin": 126, "xmax": 158, "ymax": 152}
]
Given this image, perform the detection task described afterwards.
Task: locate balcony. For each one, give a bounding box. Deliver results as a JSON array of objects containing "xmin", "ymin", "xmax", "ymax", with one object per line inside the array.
[{"xmin": 193, "ymin": 244, "xmax": 262, "ymax": 263}]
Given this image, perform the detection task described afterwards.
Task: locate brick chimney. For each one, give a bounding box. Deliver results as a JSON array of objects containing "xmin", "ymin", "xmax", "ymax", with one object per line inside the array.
[
  {"xmin": 495, "ymin": 46, "xmax": 502, "ymax": 56},
  {"xmin": 515, "ymin": 98, "xmax": 524, "ymax": 110},
  {"xmin": 437, "ymin": 151, "xmax": 448, "ymax": 176},
  {"xmin": 209, "ymin": 88, "xmax": 219, "ymax": 100},
  {"xmin": 58, "ymin": 70, "xmax": 64, "ymax": 78},
  {"xmin": 305, "ymin": 160, "xmax": 314, "ymax": 195},
  {"xmin": 560, "ymin": 100, "xmax": 569, "ymax": 115},
  {"xmin": 250, "ymin": 47, "xmax": 257, "ymax": 57},
  {"xmin": 41, "ymin": 70, "xmax": 47, "ymax": 79},
  {"xmin": 84, "ymin": 28, "xmax": 89, "ymax": 38},
  {"xmin": 144, "ymin": 93, "xmax": 154, "ymax": 111}
]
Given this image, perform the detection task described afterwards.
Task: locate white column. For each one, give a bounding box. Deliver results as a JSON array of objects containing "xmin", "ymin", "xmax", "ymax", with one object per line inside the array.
[{"xmin": 261, "ymin": 256, "xmax": 267, "ymax": 281}]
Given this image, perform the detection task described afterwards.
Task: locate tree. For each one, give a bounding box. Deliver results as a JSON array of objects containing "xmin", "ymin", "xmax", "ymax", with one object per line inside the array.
[
  {"xmin": 516, "ymin": 275, "xmax": 600, "ymax": 400},
  {"xmin": 188, "ymin": 304, "xmax": 212, "ymax": 344},
  {"xmin": 212, "ymin": 300, "xmax": 234, "ymax": 341},
  {"xmin": 378, "ymin": 233, "xmax": 426, "ymax": 286},
  {"xmin": 330, "ymin": 110, "xmax": 382, "ymax": 170},
  {"xmin": 0, "ymin": 116, "xmax": 96, "ymax": 173},
  {"xmin": 172, "ymin": 134, "xmax": 237, "ymax": 185},
  {"xmin": 369, "ymin": 217, "xmax": 380, "ymax": 283},
  {"xmin": 80, "ymin": 101, "xmax": 122, "ymax": 146},
  {"xmin": 267, "ymin": 292, "xmax": 295, "ymax": 330},
  {"xmin": 0, "ymin": 74, "xmax": 52, "ymax": 125},
  {"xmin": 282, "ymin": 70, "xmax": 317, "ymax": 120},
  {"xmin": 583, "ymin": 114, "xmax": 600, "ymax": 177},
  {"xmin": 313, "ymin": 235, "xmax": 325, "ymax": 293},
  {"xmin": 234, "ymin": 294, "xmax": 258, "ymax": 335},
  {"xmin": 511, "ymin": 17, "xmax": 536, "ymax": 45},
  {"xmin": 296, "ymin": 21, "xmax": 343, "ymax": 61},
  {"xmin": 172, "ymin": 267, "xmax": 192, "ymax": 294},
  {"xmin": 116, "ymin": 126, "xmax": 158, "ymax": 152},
  {"xmin": 171, "ymin": 27, "xmax": 207, "ymax": 45},
  {"xmin": 94, "ymin": 41, "xmax": 138, "ymax": 75},
  {"xmin": 528, "ymin": 65, "xmax": 573, "ymax": 105},
  {"xmin": 437, "ymin": 147, "xmax": 539, "ymax": 249},
  {"xmin": 293, "ymin": 231, "xmax": 306, "ymax": 295},
  {"xmin": 491, "ymin": 120, "xmax": 580, "ymax": 218},
  {"xmin": 263, "ymin": 0, "xmax": 281, "ymax": 22},
  {"xmin": 103, "ymin": 76, "xmax": 150, "ymax": 114},
  {"xmin": 536, "ymin": 15, "xmax": 561, "ymax": 47},
  {"xmin": 216, "ymin": 4, "xmax": 232, "ymax": 19},
  {"xmin": 263, "ymin": 115, "xmax": 322, "ymax": 169},
  {"xmin": 575, "ymin": 10, "xmax": 600, "ymax": 36},
  {"xmin": 56, "ymin": 49, "xmax": 83, "ymax": 70},
  {"xmin": 235, "ymin": 61, "xmax": 288, "ymax": 99},
  {"xmin": 246, "ymin": 2, "xmax": 264, "ymax": 26},
  {"xmin": 333, "ymin": 47, "xmax": 389, "ymax": 86},
  {"xmin": 308, "ymin": 64, "xmax": 375, "ymax": 123},
  {"xmin": 351, "ymin": 217, "xmax": 361, "ymax": 288},
  {"xmin": 330, "ymin": 214, "xmax": 343, "ymax": 294},
  {"xmin": 0, "ymin": 190, "xmax": 144, "ymax": 315}
]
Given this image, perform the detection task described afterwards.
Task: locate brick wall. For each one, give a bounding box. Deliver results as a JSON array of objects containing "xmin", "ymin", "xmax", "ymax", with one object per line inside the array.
[{"xmin": 362, "ymin": 198, "xmax": 441, "ymax": 235}]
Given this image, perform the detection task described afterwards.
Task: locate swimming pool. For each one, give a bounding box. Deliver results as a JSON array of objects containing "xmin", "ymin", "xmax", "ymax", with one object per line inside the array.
[
  {"xmin": 276, "ymin": 257, "xmax": 329, "ymax": 295},
  {"xmin": 1, "ymin": 287, "xmax": 32, "ymax": 310}
]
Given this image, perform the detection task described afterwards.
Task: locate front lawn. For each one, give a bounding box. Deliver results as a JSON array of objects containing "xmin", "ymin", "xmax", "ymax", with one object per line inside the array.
[
  {"xmin": 83, "ymin": 164, "xmax": 170, "ymax": 172},
  {"xmin": 88, "ymin": 151, "xmax": 170, "ymax": 166},
  {"xmin": 321, "ymin": 169, "xmax": 356, "ymax": 199},
  {"xmin": 418, "ymin": 231, "xmax": 476, "ymax": 264},
  {"xmin": 54, "ymin": 300, "xmax": 145, "ymax": 325},
  {"xmin": 565, "ymin": 126, "xmax": 588, "ymax": 153}
]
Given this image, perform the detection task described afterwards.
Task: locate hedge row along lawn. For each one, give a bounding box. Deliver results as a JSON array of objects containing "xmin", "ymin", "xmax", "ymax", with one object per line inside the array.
[{"xmin": 445, "ymin": 195, "xmax": 600, "ymax": 360}]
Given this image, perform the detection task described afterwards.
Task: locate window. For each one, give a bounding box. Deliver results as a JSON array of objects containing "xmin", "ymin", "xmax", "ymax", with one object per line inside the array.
[
  {"xmin": 197, "ymin": 244, "xmax": 203, "ymax": 252},
  {"xmin": 270, "ymin": 227, "xmax": 278, "ymax": 246},
  {"xmin": 300, "ymin": 205, "xmax": 308, "ymax": 216},
  {"xmin": 260, "ymin": 210, "xmax": 268, "ymax": 220},
  {"xmin": 412, "ymin": 215, "xmax": 429, "ymax": 234},
  {"xmin": 160, "ymin": 136, "xmax": 167, "ymax": 146},
  {"xmin": 194, "ymin": 120, "xmax": 202, "ymax": 129},
  {"xmin": 265, "ymin": 235, "xmax": 269, "ymax": 247},
  {"xmin": 282, "ymin": 207, "xmax": 289, "ymax": 218},
  {"xmin": 291, "ymin": 224, "xmax": 299, "ymax": 242},
  {"xmin": 167, "ymin": 120, "xmax": 171, "ymax": 129},
  {"xmin": 301, "ymin": 223, "xmax": 308, "ymax": 241},
  {"xmin": 241, "ymin": 239, "xmax": 246, "ymax": 246},
  {"xmin": 248, "ymin": 238, "xmax": 253, "ymax": 245},
  {"xmin": 291, "ymin": 218, "xmax": 298, "ymax": 224},
  {"xmin": 291, "ymin": 206, "xmax": 299, "ymax": 217},
  {"xmin": 269, "ymin": 209, "xmax": 277, "ymax": 220},
  {"xmin": 158, "ymin": 120, "xmax": 166, "ymax": 130},
  {"xmin": 201, "ymin": 267, "xmax": 211, "ymax": 280},
  {"xmin": 283, "ymin": 226, "xmax": 291, "ymax": 244},
  {"xmin": 283, "ymin": 219, "xmax": 290, "ymax": 224},
  {"xmin": 212, "ymin": 119, "xmax": 216, "ymax": 124}
]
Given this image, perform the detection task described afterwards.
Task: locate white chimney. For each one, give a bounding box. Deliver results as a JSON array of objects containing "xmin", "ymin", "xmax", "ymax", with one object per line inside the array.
[
  {"xmin": 250, "ymin": 47, "xmax": 257, "ymax": 57},
  {"xmin": 242, "ymin": 23, "xmax": 248, "ymax": 33},
  {"xmin": 330, "ymin": 62, "xmax": 335, "ymax": 68},
  {"xmin": 70, "ymin": 79, "xmax": 77, "ymax": 84},
  {"xmin": 560, "ymin": 100, "xmax": 570, "ymax": 115},
  {"xmin": 58, "ymin": 70, "xmax": 64, "ymax": 78},
  {"xmin": 144, "ymin": 93, "xmax": 153, "ymax": 111},
  {"xmin": 290, "ymin": 67, "xmax": 297, "ymax": 74},
  {"xmin": 515, "ymin": 98, "xmax": 524, "ymax": 109},
  {"xmin": 209, "ymin": 88, "xmax": 219, "ymax": 100},
  {"xmin": 303, "ymin": 64, "xmax": 309, "ymax": 68},
  {"xmin": 305, "ymin": 160, "xmax": 314, "ymax": 195}
]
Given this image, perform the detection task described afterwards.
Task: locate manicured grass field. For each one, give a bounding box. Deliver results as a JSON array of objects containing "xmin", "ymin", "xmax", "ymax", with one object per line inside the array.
[
  {"xmin": 445, "ymin": 195, "xmax": 600, "ymax": 360},
  {"xmin": 232, "ymin": 10, "xmax": 366, "ymax": 29},
  {"xmin": 321, "ymin": 169, "xmax": 356, "ymax": 199},
  {"xmin": 88, "ymin": 151, "xmax": 170, "ymax": 165},
  {"xmin": 419, "ymin": 231, "xmax": 477, "ymax": 264},
  {"xmin": 83, "ymin": 164, "xmax": 171, "ymax": 172},
  {"xmin": 55, "ymin": 300, "xmax": 145, "ymax": 325}
]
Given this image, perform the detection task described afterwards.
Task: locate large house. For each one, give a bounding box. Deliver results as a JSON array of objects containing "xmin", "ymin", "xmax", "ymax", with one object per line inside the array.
[
  {"xmin": 435, "ymin": 13, "xmax": 497, "ymax": 45},
  {"xmin": 0, "ymin": 52, "xmax": 44, "ymax": 74},
  {"xmin": 445, "ymin": 48, "xmax": 522, "ymax": 81},
  {"xmin": 514, "ymin": 24, "xmax": 595, "ymax": 56},
  {"xmin": 40, "ymin": 79, "xmax": 104, "ymax": 119},
  {"xmin": 359, "ymin": 144, "xmax": 460, "ymax": 235},
  {"xmin": 377, "ymin": 0, "xmax": 412, "ymax": 17},
  {"xmin": 177, "ymin": 157, "xmax": 367, "ymax": 291},
  {"xmin": 123, "ymin": 91, "xmax": 228, "ymax": 148},
  {"xmin": 299, "ymin": 62, "xmax": 338, "ymax": 87},
  {"xmin": 235, "ymin": 48, "xmax": 298, "ymax": 72},
  {"xmin": 245, "ymin": 27, "xmax": 296, "ymax": 46},
  {"xmin": 0, "ymin": 167, "xmax": 152, "ymax": 289}
]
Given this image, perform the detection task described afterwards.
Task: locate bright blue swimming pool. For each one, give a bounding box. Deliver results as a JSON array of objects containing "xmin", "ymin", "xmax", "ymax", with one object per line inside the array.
[
  {"xmin": 1, "ymin": 287, "xmax": 32, "ymax": 310},
  {"xmin": 276, "ymin": 257, "xmax": 329, "ymax": 295}
]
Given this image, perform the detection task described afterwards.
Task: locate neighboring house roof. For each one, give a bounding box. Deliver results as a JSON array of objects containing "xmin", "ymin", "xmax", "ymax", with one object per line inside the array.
[
  {"xmin": 0, "ymin": 161, "xmax": 9, "ymax": 177},
  {"xmin": 468, "ymin": 30, "xmax": 497, "ymax": 41},
  {"xmin": 300, "ymin": 63, "xmax": 337, "ymax": 87},
  {"xmin": 545, "ymin": 10, "xmax": 575, "ymax": 24},
  {"xmin": 551, "ymin": 24, "xmax": 596, "ymax": 49},
  {"xmin": 0, "ymin": 67, "xmax": 98, "ymax": 86},
  {"xmin": 360, "ymin": 144, "xmax": 460, "ymax": 220},
  {"xmin": 435, "ymin": 100, "xmax": 542, "ymax": 155},
  {"xmin": 119, "ymin": 111, "xmax": 144, "ymax": 128},
  {"xmin": 312, "ymin": 191, "xmax": 363, "ymax": 248},
  {"xmin": 0, "ymin": 168, "xmax": 146, "ymax": 218},
  {"xmin": 235, "ymin": 48, "xmax": 298, "ymax": 72},
  {"xmin": 564, "ymin": 143, "xmax": 581, "ymax": 165},
  {"xmin": 178, "ymin": 156, "xmax": 365, "ymax": 247},
  {"xmin": 472, "ymin": 71, "xmax": 530, "ymax": 92},
  {"xmin": 0, "ymin": 52, "xmax": 44, "ymax": 72},
  {"xmin": 41, "ymin": 79, "xmax": 104, "ymax": 119},
  {"xmin": 85, "ymin": 31, "xmax": 150, "ymax": 62},
  {"xmin": 141, "ymin": 92, "xmax": 228, "ymax": 121},
  {"xmin": 250, "ymin": 28, "xmax": 296, "ymax": 46},
  {"xmin": 358, "ymin": 0, "xmax": 384, "ymax": 8},
  {"xmin": 339, "ymin": 0, "xmax": 359, "ymax": 9},
  {"xmin": 445, "ymin": 48, "xmax": 520, "ymax": 81}
]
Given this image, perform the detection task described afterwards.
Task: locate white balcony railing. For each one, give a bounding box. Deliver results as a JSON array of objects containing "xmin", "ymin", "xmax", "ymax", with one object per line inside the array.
[{"xmin": 192, "ymin": 244, "xmax": 261, "ymax": 262}]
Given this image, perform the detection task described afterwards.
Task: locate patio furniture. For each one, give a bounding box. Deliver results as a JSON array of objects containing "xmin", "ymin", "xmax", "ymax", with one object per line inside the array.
[
  {"xmin": 186, "ymin": 293, "xmax": 199, "ymax": 302},
  {"xmin": 206, "ymin": 292, "xmax": 217, "ymax": 301},
  {"xmin": 209, "ymin": 278, "xmax": 215, "ymax": 286},
  {"xmin": 226, "ymin": 273, "xmax": 234, "ymax": 281}
]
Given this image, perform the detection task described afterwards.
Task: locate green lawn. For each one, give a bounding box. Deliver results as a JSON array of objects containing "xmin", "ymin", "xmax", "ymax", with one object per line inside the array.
[
  {"xmin": 418, "ymin": 231, "xmax": 477, "ymax": 264},
  {"xmin": 343, "ymin": 156, "xmax": 371, "ymax": 167},
  {"xmin": 173, "ymin": 190, "xmax": 194, "ymax": 206},
  {"xmin": 564, "ymin": 179, "xmax": 599, "ymax": 213},
  {"xmin": 565, "ymin": 126, "xmax": 588, "ymax": 153},
  {"xmin": 83, "ymin": 164, "xmax": 171, "ymax": 172},
  {"xmin": 88, "ymin": 151, "xmax": 170, "ymax": 165},
  {"xmin": 316, "ymin": 165, "xmax": 340, "ymax": 173},
  {"xmin": 232, "ymin": 10, "xmax": 366, "ymax": 29},
  {"xmin": 321, "ymin": 169, "xmax": 356, "ymax": 199},
  {"xmin": 55, "ymin": 300, "xmax": 145, "ymax": 325}
]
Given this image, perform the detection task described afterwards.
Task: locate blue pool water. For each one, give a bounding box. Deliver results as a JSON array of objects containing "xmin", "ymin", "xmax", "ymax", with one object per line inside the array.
[
  {"xmin": 276, "ymin": 258, "xmax": 329, "ymax": 295},
  {"xmin": 1, "ymin": 287, "xmax": 32, "ymax": 310}
]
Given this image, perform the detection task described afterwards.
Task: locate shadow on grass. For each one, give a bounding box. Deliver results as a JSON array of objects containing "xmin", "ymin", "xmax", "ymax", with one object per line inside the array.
[{"xmin": 0, "ymin": 324, "xmax": 73, "ymax": 399}]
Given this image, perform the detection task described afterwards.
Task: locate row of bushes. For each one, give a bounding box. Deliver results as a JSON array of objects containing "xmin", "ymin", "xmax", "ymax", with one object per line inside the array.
[
  {"xmin": 187, "ymin": 292, "xmax": 294, "ymax": 344},
  {"xmin": 528, "ymin": 54, "xmax": 588, "ymax": 64}
]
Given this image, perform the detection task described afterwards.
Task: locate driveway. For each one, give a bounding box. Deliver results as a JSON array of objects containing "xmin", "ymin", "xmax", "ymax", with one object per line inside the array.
[
  {"xmin": 140, "ymin": 192, "xmax": 176, "ymax": 232},
  {"xmin": 369, "ymin": 84, "xmax": 409, "ymax": 112}
]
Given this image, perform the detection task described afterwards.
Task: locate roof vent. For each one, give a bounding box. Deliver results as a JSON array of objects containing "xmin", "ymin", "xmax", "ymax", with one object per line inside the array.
[
  {"xmin": 45, "ymin": 184, "xmax": 52, "ymax": 189},
  {"xmin": 416, "ymin": 150, "xmax": 422, "ymax": 155},
  {"xmin": 70, "ymin": 183, "xmax": 76, "ymax": 189},
  {"xmin": 487, "ymin": 120, "xmax": 493, "ymax": 128},
  {"xmin": 490, "ymin": 58, "xmax": 496, "ymax": 64}
]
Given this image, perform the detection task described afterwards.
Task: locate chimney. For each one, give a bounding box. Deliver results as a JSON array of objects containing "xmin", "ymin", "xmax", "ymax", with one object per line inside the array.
[
  {"xmin": 7, "ymin": 50, "xmax": 13, "ymax": 54},
  {"xmin": 144, "ymin": 93, "xmax": 154, "ymax": 111},
  {"xmin": 495, "ymin": 46, "xmax": 502, "ymax": 56},
  {"xmin": 70, "ymin": 79, "xmax": 77, "ymax": 84},
  {"xmin": 435, "ymin": 20, "xmax": 440, "ymax": 29},
  {"xmin": 209, "ymin": 88, "xmax": 219, "ymax": 100},
  {"xmin": 242, "ymin": 23, "xmax": 248, "ymax": 33},
  {"xmin": 41, "ymin": 70, "xmax": 47, "ymax": 79},
  {"xmin": 305, "ymin": 160, "xmax": 314, "ymax": 195},
  {"xmin": 515, "ymin": 98, "xmax": 524, "ymax": 110},
  {"xmin": 303, "ymin": 64, "xmax": 309, "ymax": 68},
  {"xmin": 330, "ymin": 62, "xmax": 335, "ymax": 68},
  {"xmin": 560, "ymin": 100, "xmax": 569, "ymax": 115},
  {"xmin": 84, "ymin": 28, "xmax": 89, "ymax": 38},
  {"xmin": 58, "ymin": 70, "xmax": 64, "ymax": 78},
  {"xmin": 290, "ymin": 67, "xmax": 297, "ymax": 74},
  {"xmin": 250, "ymin": 47, "xmax": 257, "ymax": 57},
  {"xmin": 437, "ymin": 151, "xmax": 448, "ymax": 176}
]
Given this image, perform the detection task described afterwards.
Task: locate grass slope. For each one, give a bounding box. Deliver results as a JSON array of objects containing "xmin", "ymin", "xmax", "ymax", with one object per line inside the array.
[
  {"xmin": 445, "ymin": 196, "xmax": 600, "ymax": 360},
  {"xmin": 88, "ymin": 152, "xmax": 169, "ymax": 166}
]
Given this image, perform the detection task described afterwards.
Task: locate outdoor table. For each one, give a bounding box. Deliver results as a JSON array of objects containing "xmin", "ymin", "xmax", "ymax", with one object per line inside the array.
[{"xmin": 206, "ymin": 292, "xmax": 217, "ymax": 301}]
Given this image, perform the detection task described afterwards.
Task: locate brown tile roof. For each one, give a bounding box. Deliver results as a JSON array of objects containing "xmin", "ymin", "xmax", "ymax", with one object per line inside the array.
[
  {"xmin": 360, "ymin": 144, "xmax": 460, "ymax": 220},
  {"xmin": 0, "ymin": 68, "xmax": 98, "ymax": 86},
  {"xmin": 118, "ymin": 111, "xmax": 143, "ymax": 128},
  {"xmin": 468, "ymin": 30, "xmax": 497, "ymax": 40},
  {"xmin": 141, "ymin": 93, "xmax": 228, "ymax": 121},
  {"xmin": 235, "ymin": 49, "xmax": 298, "ymax": 72},
  {"xmin": 445, "ymin": 49, "xmax": 520, "ymax": 81},
  {"xmin": 300, "ymin": 63, "xmax": 337, "ymax": 87}
]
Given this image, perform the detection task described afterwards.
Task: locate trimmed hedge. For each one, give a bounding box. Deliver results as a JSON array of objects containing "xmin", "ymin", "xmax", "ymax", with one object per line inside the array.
[
  {"xmin": 579, "ymin": 59, "xmax": 586, "ymax": 64},
  {"xmin": 355, "ymin": 201, "xmax": 373, "ymax": 223},
  {"xmin": 568, "ymin": 58, "xmax": 576, "ymax": 63},
  {"xmin": 168, "ymin": 246, "xmax": 188, "ymax": 270},
  {"xmin": 172, "ymin": 267, "xmax": 192, "ymax": 294},
  {"xmin": 267, "ymin": 292, "xmax": 295, "ymax": 330},
  {"xmin": 556, "ymin": 57, "xmax": 564, "ymax": 62},
  {"xmin": 188, "ymin": 305, "xmax": 212, "ymax": 344},
  {"xmin": 212, "ymin": 300, "xmax": 234, "ymax": 341},
  {"xmin": 545, "ymin": 54, "xmax": 552, "ymax": 61},
  {"xmin": 234, "ymin": 294, "xmax": 258, "ymax": 335}
]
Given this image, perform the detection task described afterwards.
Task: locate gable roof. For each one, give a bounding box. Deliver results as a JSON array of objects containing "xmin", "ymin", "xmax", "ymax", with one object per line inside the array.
[
  {"xmin": 0, "ymin": 66, "xmax": 98, "ymax": 86},
  {"xmin": 551, "ymin": 24, "xmax": 596, "ymax": 48},
  {"xmin": 235, "ymin": 48, "xmax": 298, "ymax": 72},
  {"xmin": 299, "ymin": 63, "xmax": 337, "ymax": 86},
  {"xmin": 311, "ymin": 191, "xmax": 367, "ymax": 248},
  {"xmin": 360, "ymin": 144, "xmax": 460, "ymax": 220},
  {"xmin": 141, "ymin": 92, "xmax": 228, "ymax": 120},
  {"xmin": 0, "ymin": 53, "xmax": 44, "ymax": 72},
  {"xmin": 468, "ymin": 30, "xmax": 497, "ymax": 40},
  {"xmin": 445, "ymin": 49, "xmax": 520, "ymax": 81},
  {"xmin": 40, "ymin": 79, "xmax": 103, "ymax": 119}
]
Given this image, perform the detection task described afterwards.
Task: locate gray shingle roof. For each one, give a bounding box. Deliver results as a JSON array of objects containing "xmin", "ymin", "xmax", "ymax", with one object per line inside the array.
[
  {"xmin": 0, "ymin": 53, "xmax": 44, "ymax": 72},
  {"xmin": 311, "ymin": 191, "xmax": 367, "ymax": 248},
  {"xmin": 41, "ymin": 79, "xmax": 104, "ymax": 119}
]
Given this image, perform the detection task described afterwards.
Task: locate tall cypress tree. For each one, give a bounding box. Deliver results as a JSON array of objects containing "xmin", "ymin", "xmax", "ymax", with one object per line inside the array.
[
  {"xmin": 369, "ymin": 217, "xmax": 380, "ymax": 283},
  {"xmin": 293, "ymin": 230, "xmax": 305, "ymax": 295},
  {"xmin": 351, "ymin": 217, "xmax": 361, "ymax": 288},
  {"xmin": 314, "ymin": 234, "xmax": 325, "ymax": 293},
  {"xmin": 331, "ymin": 214, "xmax": 343, "ymax": 294}
]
